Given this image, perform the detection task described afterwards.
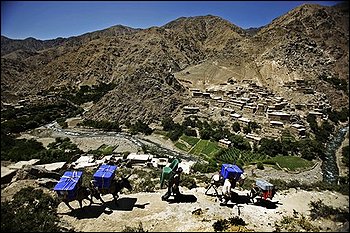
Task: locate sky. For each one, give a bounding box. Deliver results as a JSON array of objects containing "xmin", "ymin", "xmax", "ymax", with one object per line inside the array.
[{"xmin": 1, "ymin": 1, "xmax": 342, "ymax": 40}]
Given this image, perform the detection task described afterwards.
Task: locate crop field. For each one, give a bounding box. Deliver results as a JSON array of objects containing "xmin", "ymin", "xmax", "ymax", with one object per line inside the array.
[{"xmin": 270, "ymin": 156, "xmax": 315, "ymax": 171}]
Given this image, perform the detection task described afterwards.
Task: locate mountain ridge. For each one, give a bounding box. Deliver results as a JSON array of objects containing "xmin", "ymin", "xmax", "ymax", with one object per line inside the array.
[{"xmin": 1, "ymin": 3, "xmax": 348, "ymax": 123}]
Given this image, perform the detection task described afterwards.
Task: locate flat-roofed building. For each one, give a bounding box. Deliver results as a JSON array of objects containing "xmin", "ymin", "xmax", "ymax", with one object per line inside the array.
[
  {"xmin": 290, "ymin": 123, "xmax": 306, "ymax": 137},
  {"xmin": 202, "ymin": 92, "xmax": 211, "ymax": 98},
  {"xmin": 270, "ymin": 120, "xmax": 284, "ymax": 128},
  {"xmin": 231, "ymin": 102, "xmax": 243, "ymax": 112},
  {"xmin": 127, "ymin": 153, "xmax": 153, "ymax": 165},
  {"xmin": 192, "ymin": 91, "xmax": 203, "ymax": 97},
  {"xmin": 256, "ymin": 103, "xmax": 267, "ymax": 115},
  {"xmin": 238, "ymin": 117, "xmax": 251, "ymax": 125},
  {"xmin": 308, "ymin": 111, "xmax": 323, "ymax": 118},
  {"xmin": 218, "ymin": 138, "xmax": 232, "ymax": 148},
  {"xmin": 243, "ymin": 105, "xmax": 256, "ymax": 114},
  {"xmin": 231, "ymin": 113, "xmax": 242, "ymax": 119},
  {"xmin": 267, "ymin": 111, "xmax": 291, "ymax": 122},
  {"xmin": 183, "ymin": 106, "xmax": 200, "ymax": 114},
  {"xmin": 245, "ymin": 133, "xmax": 262, "ymax": 143},
  {"xmin": 216, "ymin": 100, "xmax": 227, "ymax": 107},
  {"xmin": 223, "ymin": 108, "xmax": 234, "ymax": 113}
]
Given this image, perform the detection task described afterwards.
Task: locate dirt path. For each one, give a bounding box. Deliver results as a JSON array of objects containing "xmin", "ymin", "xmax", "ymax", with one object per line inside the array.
[{"xmin": 56, "ymin": 187, "xmax": 348, "ymax": 232}]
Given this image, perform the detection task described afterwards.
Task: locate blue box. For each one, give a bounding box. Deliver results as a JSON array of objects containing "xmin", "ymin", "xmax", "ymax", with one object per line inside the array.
[
  {"xmin": 220, "ymin": 164, "xmax": 243, "ymax": 180},
  {"xmin": 54, "ymin": 171, "xmax": 83, "ymax": 200},
  {"xmin": 93, "ymin": 164, "xmax": 117, "ymax": 189}
]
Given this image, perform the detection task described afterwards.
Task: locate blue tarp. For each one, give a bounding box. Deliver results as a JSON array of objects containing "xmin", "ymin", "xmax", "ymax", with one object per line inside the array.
[
  {"xmin": 54, "ymin": 171, "xmax": 83, "ymax": 200},
  {"xmin": 93, "ymin": 164, "xmax": 117, "ymax": 189},
  {"xmin": 220, "ymin": 164, "xmax": 243, "ymax": 180}
]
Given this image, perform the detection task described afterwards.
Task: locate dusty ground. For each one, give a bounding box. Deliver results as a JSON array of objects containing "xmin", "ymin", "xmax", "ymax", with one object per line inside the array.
[{"xmin": 55, "ymin": 186, "xmax": 348, "ymax": 232}]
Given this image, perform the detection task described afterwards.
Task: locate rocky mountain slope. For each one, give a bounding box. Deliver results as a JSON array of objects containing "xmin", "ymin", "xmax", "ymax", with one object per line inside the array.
[{"xmin": 1, "ymin": 3, "xmax": 348, "ymax": 123}]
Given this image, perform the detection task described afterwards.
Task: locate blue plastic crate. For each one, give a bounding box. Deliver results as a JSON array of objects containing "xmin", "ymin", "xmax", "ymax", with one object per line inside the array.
[
  {"xmin": 54, "ymin": 171, "xmax": 83, "ymax": 200},
  {"xmin": 93, "ymin": 164, "xmax": 117, "ymax": 189},
  {"xmin": 220, "ymin": 164, "xmax": 243, "ymax": 180}
]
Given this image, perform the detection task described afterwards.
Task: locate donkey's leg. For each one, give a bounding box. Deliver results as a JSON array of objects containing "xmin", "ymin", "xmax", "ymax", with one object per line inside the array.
[
  {"xmin": 113, "ymin": 193, "xmax": 119, "ymax": 205},
  {"xmin": 64, "ymin": 201, "xmax": 74, "ymax": 210}
]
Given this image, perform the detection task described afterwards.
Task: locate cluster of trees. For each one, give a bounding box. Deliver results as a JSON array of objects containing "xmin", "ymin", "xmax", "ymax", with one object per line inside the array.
[
  {"xmin": 1, "ymin": 101, "xmax": 83, "ymax": 134},
  {"xmin": 1, "ymin": 133, "xmax": 45, "ymax": 161},
  {"xmin": 62, "ymin": 82, "xmax": 116, "ymax": 105},
  {"xmin": 126, "ymin": 119, "xmax": 153, "ymax": 135},
  {"xmin": 342, "ymin": 145, "xmax": 349, "ymax": 167},
  {"xmin": 1, "ymin": 187, "xmax": 63, "ymax": 232},
  {"xmin": 1, "ymin": 135, "xmax": 83, "ymax": 164},
  {"xmin": 319, "ymin": 74, "xmax": 348, "ymax": 94},
  {"xmin": 327, "ymin": 107, "xmax": 349, "ymax": 124},
  {"xmin": 161, "ymin": 116, "xmax": 197, "ymax": 141},
  {"xmin": 78, "ymin": 119, "xmax": 121, "ymax": 131},
  {"xmin": 307, "ymin": 114, "xmax": 334, "ymax": 143},
  {"xmin": 161, "ymin": 116, "xmax": 261, "ymax": 145}
]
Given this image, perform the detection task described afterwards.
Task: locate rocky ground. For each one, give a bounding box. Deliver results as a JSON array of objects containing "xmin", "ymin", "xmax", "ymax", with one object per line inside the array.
[{"xmin": 54, "ymin": 186, "xmax": 348, "ymax": 232}]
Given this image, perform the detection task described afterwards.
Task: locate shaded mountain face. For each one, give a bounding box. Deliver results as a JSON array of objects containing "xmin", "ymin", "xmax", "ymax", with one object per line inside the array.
[{"xmin": 1, "ymin": 3, "xmax": 349, "ymax": 123}]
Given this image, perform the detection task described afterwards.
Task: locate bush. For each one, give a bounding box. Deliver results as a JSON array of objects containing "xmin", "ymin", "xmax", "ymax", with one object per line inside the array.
[
  {"xmin": 1, "ymin": 187, "xmax": 63, "ymax": 232},
  {"xmin": 191, "ymin": 161, "xmax": 218, "ymax": 173},
  {"xmin": 232, "ymin": 122, "xmax": 241, "ymax": 132},
  {"xmin": 184, "ymin": 128, "xmax": 197, "ymax": 137},
  {"xmin": 122, "ymin": 222, "xmax": 148, "ymax": 232},
  {"xmin": 342, "ymin": 145, "xmax": 349, "ymax": 166},
  {"xmin": 180, "ymin": 173, "xmax": 197, "ymax": 189},
  {"xmin": 309, "ymin": 199, "xmax": 349, "ymax": 222},
  {"xmin": 257, "ymin": 161, "xmax": 264, "ymax": 170}
]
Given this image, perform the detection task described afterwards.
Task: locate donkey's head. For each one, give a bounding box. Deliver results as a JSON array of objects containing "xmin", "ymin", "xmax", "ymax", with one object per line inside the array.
[{"xmin": 119, "ymin": 174, "xmax": 132, "ymax": 192}]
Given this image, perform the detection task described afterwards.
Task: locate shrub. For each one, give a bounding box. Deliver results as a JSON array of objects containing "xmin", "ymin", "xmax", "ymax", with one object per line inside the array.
[
  {"xmin": 257, "ymin": 161, "xmax": 264, "ymax": 170},
  {"xmin": 1, "ymin": 187, "xmax": 63, "ymax": 232},
  {"xmin": 122, "ymin": 222, "xmax": 148, "ymax": 232},
  {"xmin": 309, "ymin": 199, "xmax": 349, "ymax": 222}
]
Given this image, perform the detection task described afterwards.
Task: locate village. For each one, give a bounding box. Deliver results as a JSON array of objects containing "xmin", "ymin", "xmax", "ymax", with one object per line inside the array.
[{"xmin": 180, "ymin": 77, "xmax": 330, "ymax": 147}]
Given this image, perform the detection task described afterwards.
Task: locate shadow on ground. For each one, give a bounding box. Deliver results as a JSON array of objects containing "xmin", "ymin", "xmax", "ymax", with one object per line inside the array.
[
  {"xmin": 253, "ymin": 199, "xmax": 282, "ymax": 209},
  {"xmin": 59, "ymin": 197, "xmax": 149, "ymax": 219},
  {"xmin": 165, "ymin": 193, "xmax": 198, "ymax": 203}
]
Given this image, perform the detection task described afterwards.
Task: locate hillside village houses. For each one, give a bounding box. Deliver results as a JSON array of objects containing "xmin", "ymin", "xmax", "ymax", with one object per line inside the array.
[{"xmin": 183, "ymin": 77, "xmax": 329, "ymax": 142}]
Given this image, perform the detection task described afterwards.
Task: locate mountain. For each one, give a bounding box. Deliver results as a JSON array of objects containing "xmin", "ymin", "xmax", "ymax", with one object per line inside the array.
[{"xmin": 1, "ymin": 3, "xmax": 349, "ymax": 123}]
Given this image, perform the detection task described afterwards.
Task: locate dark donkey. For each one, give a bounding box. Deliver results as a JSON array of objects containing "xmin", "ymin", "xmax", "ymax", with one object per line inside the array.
[
  {"xmin": 59, "ymin": 186, "xmax": 92, "ymax": 210},
  {"xmin": 90, "ymin": 174, "xmax": 132, "ymax": 205}
]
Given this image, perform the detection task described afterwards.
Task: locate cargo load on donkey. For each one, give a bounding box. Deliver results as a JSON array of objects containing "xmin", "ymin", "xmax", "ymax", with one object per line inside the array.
[
  {"xmin": 54, "ymin": 171, "xmax": 83, "ymax": 200},
  {"xmin": 54, "ymin": 170, "xmax": 91, "ymax": 210},
  {"xmin": 93, "ymin": 164, "xmax": 117, "ymax": 189},
  {"xmin": 221, "ymin": 164, "xmax": 243, "ymax": 180},
  {"xmin": 90, "ymin": 164, "xmax": 132, "ymax": 205},
  {"xmin": 250, "ymin": 179, "xmax": 275, "ymax": 203},
  {"xmin": 205, "ymin": 164, "xmax": 245, "ymax": 198},
  {"xmin": 220, "ymin": 164, "xmax": 244, "ymax": 204}
]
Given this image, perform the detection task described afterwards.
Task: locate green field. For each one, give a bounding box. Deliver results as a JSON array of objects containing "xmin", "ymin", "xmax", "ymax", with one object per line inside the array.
[
  {"xmin": 218, "ymin": 147, "xmax": 268, "ymax": 165},
  {"xmin": 180, "ymin": 135, "xmax": 200, "ymax": 146},
  {"xmin": 270, "ymin": 156, "xmax": 315, "ymax": 171},
  {"xmin": 98, "ymin": 144, "xmax": 118, "ymax": 155},
  {"xmin": 175, "ymin": 141, "xmax": 191, "ymax": 151},
  {"xmin": 189, "ymin": 139, "xmax": 220, "ymax": 158}
]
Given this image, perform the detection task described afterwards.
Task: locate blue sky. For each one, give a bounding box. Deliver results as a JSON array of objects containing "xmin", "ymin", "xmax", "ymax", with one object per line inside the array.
[{"xmin": 1, "ymin": 1, "xmax": 341, "ymax": 40}]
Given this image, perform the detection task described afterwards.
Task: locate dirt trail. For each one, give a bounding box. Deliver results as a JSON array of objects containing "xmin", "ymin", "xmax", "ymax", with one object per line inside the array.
[{"xmin": 56, "ymin": 186, "xmax": 348, "ymax": 232}]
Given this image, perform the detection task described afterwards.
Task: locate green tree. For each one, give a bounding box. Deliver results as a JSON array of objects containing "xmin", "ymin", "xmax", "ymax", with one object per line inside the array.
[
  {"xmin": 161, "ymin": 117, "xmax": 176, "ymax": 131},
  {"xmin": 1, "ymin": 187, "xmax": 62, "ymax": 232},
  {"xmin": 232, "ymin": 122, "xmax": 241, "ymax": 132}
]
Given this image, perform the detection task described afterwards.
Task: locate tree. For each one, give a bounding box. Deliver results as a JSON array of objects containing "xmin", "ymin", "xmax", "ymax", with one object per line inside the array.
[
  {"xmin": 1, "ymin": 187, "xmax": 62, "ymax": 232},
  {"xmin": 161, "ymin": 117, "xmax": 175, "ymax": 131},
  {"xmin": 232, "ymin": 122, "xmax": 241, "ymax": 132},
  {"xmin": 258, "ymin": 138, "xmax": 282, "ymax": 157}
]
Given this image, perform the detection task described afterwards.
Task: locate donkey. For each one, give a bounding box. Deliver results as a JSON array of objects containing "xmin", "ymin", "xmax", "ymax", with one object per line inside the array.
[
  {"xmin": 60, "ymin": 186, "xmax": 92, "ymax": 210},
  {"xmin": 90, "ymin": 174, "xmax": 132, "ymax": 205}
]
